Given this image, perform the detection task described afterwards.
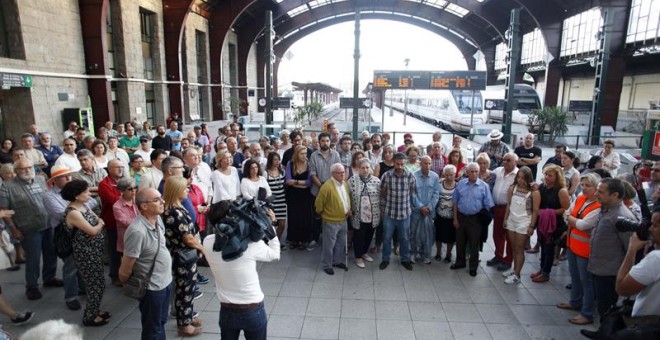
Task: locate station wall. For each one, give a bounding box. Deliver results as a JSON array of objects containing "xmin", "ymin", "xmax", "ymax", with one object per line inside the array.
[{"xmin": 0, "ymin": 0, "xmax": 255, "ymax": 143}]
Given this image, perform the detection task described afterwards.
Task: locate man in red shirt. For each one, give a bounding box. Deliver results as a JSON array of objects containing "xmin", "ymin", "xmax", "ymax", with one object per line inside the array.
[{"xmin": 98, "ymin": 159, "xmax": 124, "ymax": 286}]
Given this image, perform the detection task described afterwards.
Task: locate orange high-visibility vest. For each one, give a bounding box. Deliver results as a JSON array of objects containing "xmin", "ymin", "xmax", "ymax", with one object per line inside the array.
[{"xmin": 566, "ymin": 194, "xmax": 601, "ymax": 258}]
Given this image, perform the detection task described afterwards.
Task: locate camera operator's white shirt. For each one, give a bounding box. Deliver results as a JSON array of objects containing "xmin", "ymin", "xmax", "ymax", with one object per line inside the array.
[
  {"xmin": 629, "ymin": 250, "xmax": 660, "ymax": 317},
  {"xmin": 203, "ymin": 235, "xmax": 280, "ymax": 304}
]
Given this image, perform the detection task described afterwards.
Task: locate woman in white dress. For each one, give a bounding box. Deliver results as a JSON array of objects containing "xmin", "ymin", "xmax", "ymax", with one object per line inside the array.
[
  {"xmin": 503, "ymin": 166, "xmax": 540, "ymax": 284},
  {"xmin": 210, "ymin": 150, "xmax": 240, "ymax": 203},
  {"xmin": 240, "ymin": 159, "xmax": 271, "ymax": 200}
]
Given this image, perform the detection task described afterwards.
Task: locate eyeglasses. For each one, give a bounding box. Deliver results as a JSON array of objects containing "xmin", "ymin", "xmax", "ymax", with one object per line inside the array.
[
  {"xmin": 126, "ymin": 186, "xmax": 138, "ymax": 191},
  {"xmin": 333, "ymin": 171, "xmax": 345, "ymax": 174}
]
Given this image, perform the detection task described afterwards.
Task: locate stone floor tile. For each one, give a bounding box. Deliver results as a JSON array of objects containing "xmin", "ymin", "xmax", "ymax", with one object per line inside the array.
[
  {"xmin": 497, "ymin": 287, "xmax": 540, "ymax": 305},
  {"xmin": 343, "ymin": 282, "xmax": 375, "ymax": 300},
  {"xmin": 280, "ymin": 281, "xmax": 314, "ymax": 297},
  {"xmin": 374, "ymin": 300, "xmax": 410, "ymax": 320},
  {"xmin": 528, "ymin": 288, "xmax": 566, "ymax": 306},
  {"xmin": 408, "ymin": 301, "xmax": 446, "ymax": 321},
  {"xmin": 435, "ymin": 285, "xmax": 472, "ymax": 303},
  {"xmin": 449, "ymin": 321, "xmax": 493, "ymax": 340},
  {"xmin": 286, "ymin": 267, "xmax": 318, "ymax": 283},
  {"xmin": 404, "ymin": 283, "xmax": 439, "ymax": 302},
  {"xmin": 475, "ymin": 304, "xmax": 519, "ymax": 324},
  {"xmin": 311, "ymin": 282, "xmax": 344, "ymax": 299},
  {"xmin": 376, "ymin": 319, "xmax": 415, "ymax": 340},
  {"xmin": 198, "ymin": 311, "xmax": 221, "ymax": 333},
  {"xmin": 509, "ymin": 304, "xmax": 555, "ymax": 325},
  {"xmin": 341, "ymin": 299, "xmax": 375, "ymax": 319},
  {"xmin": 522, "ymin": 324, "xmax": 572, "ymax": 340},
  {"xmin": 271, "ymin": 296, "xmax": 309, "ymax": 316},
  {"xmin": 307, "ymin": 298, "xmax": 342, "ymax": 318},
  {"xmin": 259, "ymin": 279, "xmax": 283, "ymax": 296},
  {"xmin": 300, "ymin": 316, "xmax": 340, "ymax": 339},
  {"xmin": 442, "ymin": 302, "xmax": 483, "ymax": 322},
  {"xmin": 267, "ymin": 314, "xmax": 304, "ymax": 338},
  {"xmin": 338, "ymin": 318, "xmax": 377, "ymax": 340},
  {"xmin": 412, "ymin": 320, "xmax": 454, "ymax": 340},
  {"xmin": 373, "ymin": 283, "xmax": 407, "ymax": 301},
  {"xmin": 468, "ymin": 287, "xmax": 505, "ymax": 304},
  {"xmin": 486, "ymin": 323, "xmax": 531, "ymax": 340}
]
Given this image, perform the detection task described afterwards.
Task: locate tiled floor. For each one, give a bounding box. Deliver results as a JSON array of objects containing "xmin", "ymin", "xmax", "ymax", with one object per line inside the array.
[{"xmin": 0, "ymin": 238, "xmax": 598, "ymax": 340}]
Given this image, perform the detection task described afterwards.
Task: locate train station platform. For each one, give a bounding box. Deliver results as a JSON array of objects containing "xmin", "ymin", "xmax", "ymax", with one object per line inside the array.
[{"xmin": 0, "ymin": 234, "xmax": 594, "ymax": 340}]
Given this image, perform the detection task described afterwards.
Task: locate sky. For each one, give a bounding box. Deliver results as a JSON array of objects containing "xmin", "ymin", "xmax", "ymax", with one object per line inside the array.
[{"xmin": 276, "ymin": 19, "xmax": 475, "ymax": 94}]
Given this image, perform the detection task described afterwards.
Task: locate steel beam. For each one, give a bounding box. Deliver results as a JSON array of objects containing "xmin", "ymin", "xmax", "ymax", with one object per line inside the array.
[{"xmin": 162, "ymin": 0, "xmax": 194, "ymax": 124}]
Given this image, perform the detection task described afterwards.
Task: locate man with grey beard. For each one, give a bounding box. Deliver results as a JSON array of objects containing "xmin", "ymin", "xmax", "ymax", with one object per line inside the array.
[{"xmin": 0, "ymin": 158, "xmax": 61, "ymax": 300}]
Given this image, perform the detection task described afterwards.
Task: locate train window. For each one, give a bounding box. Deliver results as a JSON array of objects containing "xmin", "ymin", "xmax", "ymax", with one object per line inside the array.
[
  {"xmin": 451, "ymin": 90, "xmax": 483, "ymax": 113},
  {"xmin": 515, "ymin": 96, "xmax": 541, "ymax": 110}
]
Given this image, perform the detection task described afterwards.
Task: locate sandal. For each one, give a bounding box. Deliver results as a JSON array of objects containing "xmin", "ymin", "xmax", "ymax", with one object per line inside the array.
[
  {"xmin": 556, "ymin": 302, "xmax": 580, "ymax": 311},
  {"xmin": 569, "ymin": 315, "xmax": 593, "ymax": 325},
  {"xmin": 532, "ymin": 274, "xmax": 549, "ymax": 283},
  {"xmin": 178, "ymin": 325, "xmax": 203, "ymax": 337},
  {"xmin": 525, "ymin": 248, "xmax": 539, "ymax": 254},
  {"xmin": 444, "ymin": 256, "xmax": 452, "ymax": 263},
  {"xmin": 530, "ymin": 271, "xmax": 543, "ymax": 279},
  {"xmin": 98, "ymin": 311, "xmax": 111, "ymax": 320},
  {"xmin": 434, "ymin": 255, "xmax": 442, "ymax": 261},
  {"xmin": 191, "ymin": 319, "xmax": 203, "ymax": 327},
  {"xmin": 83, "ymin": 317, "xmax": 109, "ymax": 327}
]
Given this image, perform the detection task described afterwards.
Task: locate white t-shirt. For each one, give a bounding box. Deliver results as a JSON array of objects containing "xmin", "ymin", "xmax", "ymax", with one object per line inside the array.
[
  {"xmin": 629, "ymin": 250, "xmax": 660, "ymax": 316},
  {"xmin": 203, "ymin": 234, "xmax": 280, "ymax": 304},
  {"xmin": 211, "ymin": 167, "xmax": 241, "ymax": 202},
  {"xmin": 240, "ymin": 177, "xmax": 272, "ymax": 200}
]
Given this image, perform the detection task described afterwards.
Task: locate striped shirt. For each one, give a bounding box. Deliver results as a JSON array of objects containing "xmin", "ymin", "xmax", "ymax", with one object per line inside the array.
[
  {"xmin": 381, "ymin": 169, "xmax": 416, "ymax": 220},
  {"xmin": 265, "ymin": 171, "xmax": 287, "ymax": 220}
]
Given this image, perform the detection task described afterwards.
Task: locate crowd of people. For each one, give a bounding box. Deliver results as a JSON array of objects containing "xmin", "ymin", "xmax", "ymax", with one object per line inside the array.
[{"xmin": 0, "ymin": 116, "xmax": 658, "ymax": 339}]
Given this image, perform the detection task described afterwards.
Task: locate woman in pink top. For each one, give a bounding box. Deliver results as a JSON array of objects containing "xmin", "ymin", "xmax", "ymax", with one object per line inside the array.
[{"xmin": 112, "ymin": 178, "xmax": 139, "ymax": 256}]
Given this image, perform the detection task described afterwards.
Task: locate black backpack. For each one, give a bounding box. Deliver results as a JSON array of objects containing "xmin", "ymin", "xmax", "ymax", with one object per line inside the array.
[{"xmin": 53, "ymin": 210, "xmax": 77, "ymax": 259}]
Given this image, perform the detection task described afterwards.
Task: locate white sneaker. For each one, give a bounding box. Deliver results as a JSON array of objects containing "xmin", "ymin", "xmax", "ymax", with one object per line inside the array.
[
  {"xmin": 362, "ymin": 254, "xmax": 374, "ymax": 262},
  {"xmin": 355, "ymin": 258, "xmax": 365, "ymax": 268},
  {"xmin": 504, "ymin": 274, "xmax": 521, "ymax": 285},
  {"xmin": 502, "ymin": 269, "xmax": 515, "ymax": 278},
  {"xmin": 306, "ymin": 241, "xmax": 318, "ymax": 251}
]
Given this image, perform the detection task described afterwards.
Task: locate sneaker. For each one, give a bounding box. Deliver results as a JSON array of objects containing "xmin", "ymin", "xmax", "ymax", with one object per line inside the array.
[
  {"xmin": 410, "ymin": 257, "xmax": 416, "ymax": 264},
  {"xmin": 280, "ymin": 245, "xmax": 288, "ymax": 251},
  {"xmin": 193, "ymin": 290, "xmax": 203, "ymax": 300},
  {"xmin": 501, "ymin": 270, "xmax": 515, "ymax": 278},
  {"xmin": 504, "ymin": 274, "xmax": 521, "ymax": 285},
  {"xmin": 11, "ymin": 312, "xmax": 34, "ymax": 326},
  {"xmin": 423, "ymin": 258, "xmax": 432, "ymax": 265},
  {"xmin": 361, "ymin": 254, "xmax": 374, "ymax": 262},
  {"xmin": 306, "ymin": 241, "xmax": 318, "ymax": 251},
  {"xmin": 66, "ymin": 299, "xmax": 82, "ymax": 311},
  {"xmin": 197, "ymin": 274, "xmax": 210, "ymax": 285},
  {"xmin": 486, "ymin": 257, "xmax": 501, "ymax": 267}
]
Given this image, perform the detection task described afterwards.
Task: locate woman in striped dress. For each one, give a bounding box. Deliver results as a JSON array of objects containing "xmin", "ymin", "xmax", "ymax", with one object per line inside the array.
[{"xmin": 265, "ymin": 152, "xmax": 287, "ymax": 250}]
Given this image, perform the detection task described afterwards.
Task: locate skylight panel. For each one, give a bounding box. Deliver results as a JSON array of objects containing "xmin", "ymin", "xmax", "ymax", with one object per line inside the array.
[{"xmin": 445, "ymin": 3, "xmax": 470, "ymax": 17}]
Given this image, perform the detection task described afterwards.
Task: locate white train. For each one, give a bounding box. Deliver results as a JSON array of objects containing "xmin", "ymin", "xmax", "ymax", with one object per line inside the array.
[{"xmin": 385, "ymin": 84, "xmax": 541, "ymax": 133}]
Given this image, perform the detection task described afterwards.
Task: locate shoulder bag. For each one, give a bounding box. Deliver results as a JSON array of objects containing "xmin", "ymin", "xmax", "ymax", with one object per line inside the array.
[{"xmin": 124, "ymin": 225, "xmax": 161, "ymax": 300}]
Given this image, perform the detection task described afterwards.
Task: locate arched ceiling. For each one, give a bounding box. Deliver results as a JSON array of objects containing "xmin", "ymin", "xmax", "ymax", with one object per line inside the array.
[
  {"xmin": 271, "ymin": 13, "xmax": 478, "ymax": 62},
  {"xmin": 226, "ymin": 0, "xmax": 578, "ymax": 52}
]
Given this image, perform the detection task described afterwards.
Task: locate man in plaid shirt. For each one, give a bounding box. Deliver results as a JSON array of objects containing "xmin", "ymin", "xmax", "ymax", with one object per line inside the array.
[
  {"xmin": 379, "ymin": 153, "xmax": 417, "ymax": 271},
  {"xmin": 478, "ymin": 129, "xmax": 510, "ymax": 170}
]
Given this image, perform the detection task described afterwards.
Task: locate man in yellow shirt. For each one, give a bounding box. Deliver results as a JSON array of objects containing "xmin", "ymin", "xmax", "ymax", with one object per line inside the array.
[{"xmin": 315, "ymin": 163, "xmax": 351, "ymax": 275}]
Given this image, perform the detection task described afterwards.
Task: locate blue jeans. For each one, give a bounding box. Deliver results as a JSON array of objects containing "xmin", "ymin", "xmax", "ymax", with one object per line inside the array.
[
  {"xmin": 62, "ymin": 254, "xmax": 80, "ymax": 301},
  {"xmin": 382, "ymin": 215, "xmax": 411, "ymax": 262},
  {"xmin": 568, "ymin": 249, "xmax": 594, "ymax": 320},
  {"xmin": 139, "ymin": 285, "xmax": 172, "ymax": 340},
  {"xmin": 22, "ymin": 228, "xmax": 57, "ymax": 289},
  {"xmin": 220, "ymin": 302, "xmax": 267, "ymax": 340}
]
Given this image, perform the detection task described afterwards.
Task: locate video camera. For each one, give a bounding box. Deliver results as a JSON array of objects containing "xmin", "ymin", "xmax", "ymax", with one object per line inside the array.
[
  {"xmin": 211, "ymin": 187, "xmax": 276, "ymax": 261},
  {"xmin": 615, "ymin": 216, "xmax": 650, "ymax": 241}
]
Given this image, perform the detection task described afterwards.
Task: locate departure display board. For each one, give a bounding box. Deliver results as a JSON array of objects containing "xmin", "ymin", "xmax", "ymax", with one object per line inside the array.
[
  {"xmin": 429, "ymin": 71, "xmax": 486, "ymax": 90},
  {"xmin": 373, "ymin": 70, "xmax": 430, "ymax": 90},
  {"xmin": 373, "ymin": 70, "xmax": 486, "ymax": 91}
]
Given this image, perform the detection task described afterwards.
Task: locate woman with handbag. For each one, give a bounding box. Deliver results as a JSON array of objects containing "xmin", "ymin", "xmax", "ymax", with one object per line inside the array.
[
  {"xmin": 162, "ymin": 176, "xmax": 204, "ymax": 337},
  {"xmin": 61, "ymin": 180, "xmax": 110, "ymax": 327}
]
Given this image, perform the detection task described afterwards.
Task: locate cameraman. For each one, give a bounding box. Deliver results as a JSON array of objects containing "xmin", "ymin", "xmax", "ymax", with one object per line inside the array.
[
  {"xmin": 616, "ymin": 208, "xmax": 660, "ymax": 317},
  {"xmin": 202, "ymin": 209, "xmax": 280, "ymax": 340},
  {"xmin": 590, "ymin": 178, "xmax": 635, "ymax": 321}
]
